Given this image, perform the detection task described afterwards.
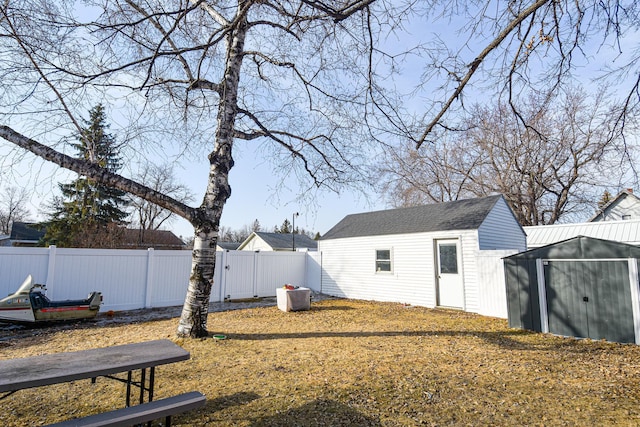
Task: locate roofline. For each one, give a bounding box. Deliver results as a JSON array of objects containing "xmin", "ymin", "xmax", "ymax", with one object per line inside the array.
[
  {"xmin": 588, "ymin": 190, "xmax": 640, "ymax": 221},
  {"xmin": 524, "ymin": 217, "xmax": 640, "ymax": 230}
]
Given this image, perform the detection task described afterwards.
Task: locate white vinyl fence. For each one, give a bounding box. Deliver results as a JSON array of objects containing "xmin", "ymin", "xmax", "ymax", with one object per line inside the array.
[
  {"xmin": 476, "ymin": 249, "xmax": 518, "ymax": 318},
  {"xmin": 0, "ymin": 247, "xmax": 511, "ymax": 316},
  {"xmin": 0, "ymin": 247, "xmax": 321, "ymax": 312}
]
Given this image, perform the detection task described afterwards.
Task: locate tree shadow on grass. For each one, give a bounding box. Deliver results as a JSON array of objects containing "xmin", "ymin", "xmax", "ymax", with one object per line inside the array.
[
  {"xmin": 249, "ymin": 398, "xmax": 380, "ymax": 426},
  {"xmin": 206, "ymin": 391, "xmax": 261, "ymax": 412},
  {"xmin": 223, "ymin": 329, "xmax": 608, "ymax": 353}
]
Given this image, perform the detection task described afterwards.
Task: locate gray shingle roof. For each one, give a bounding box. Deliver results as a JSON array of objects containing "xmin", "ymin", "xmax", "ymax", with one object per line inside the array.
[
  {"xmin": 10, "ymin": 222, "xmax": 45, "ymax": 241},
  {"xmin": 217, "ymin": 241, "xmax": 241, "ymax": 250},
  {"xmin": 254, "ymin": 232, "xmax": 317, "ymax": 250},
  {"xmin": 321, "ymin": 195, "xmax": 503, "ymax": 240}
]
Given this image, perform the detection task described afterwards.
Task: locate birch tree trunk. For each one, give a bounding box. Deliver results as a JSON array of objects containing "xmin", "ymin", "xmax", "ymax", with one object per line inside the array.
[{"xmin": 176, "ymin": 9, "xmax": 247, "ymax": 338}]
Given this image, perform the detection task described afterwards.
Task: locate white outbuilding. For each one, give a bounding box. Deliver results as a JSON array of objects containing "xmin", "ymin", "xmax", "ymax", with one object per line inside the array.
[{"xmin": 318, "ymin": 195, "xmax": 526, "ymax": 313}]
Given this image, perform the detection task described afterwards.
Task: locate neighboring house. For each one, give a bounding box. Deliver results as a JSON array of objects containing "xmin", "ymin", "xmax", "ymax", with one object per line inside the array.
[
  {"xmin": 4, "ymin": 222, "xmax": 45, "ymax": 247},
  {"xmin": 237, "ymin": 232, "xmax": 318, "ymax": 252},
  {"xmin": 118, "ymin": 229, "xmax": 186, "ymax": 250},
  {"xmin": 2, "ymin": 222, "xmax": 185, "ymax": 249},
  {"xmin": 216, "ymin": 241, "xmax": 241, "ymax": 251},
  {"xmin": 318, "ymin": 195, "xmax": 526, "ymax": 312},
  {"xmin": 524, "ymin": 218, "xmax": 640, "ymax": 248},
  {"xmin": 590, "ymin": 189, "xmax": 640, "ymax": 221}
]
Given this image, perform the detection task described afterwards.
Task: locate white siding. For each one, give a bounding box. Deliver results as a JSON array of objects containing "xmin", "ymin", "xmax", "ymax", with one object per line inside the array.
[
  {"xmin": 240, "ymin": 236, "xmax": 274, "ymax": 251},
  {"xmin": 477, "ymin": 197, "xmax": 526, "ymax": 250},
  {"xmin": 595, "ymin": 194, "xmax": 640, "ymax": 221},
  {"xmin": 318, "ymin": 230, "xmax": 481, "ymax": 312}
]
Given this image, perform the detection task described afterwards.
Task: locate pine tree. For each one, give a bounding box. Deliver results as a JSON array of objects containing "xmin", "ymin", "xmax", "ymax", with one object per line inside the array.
[
  {"xmin": 275, "ymin": 219, "xmax": 292, "ymax": 234},
  {"xmin": 598, "ymin": 190, "xmax": 613, "ymax": 210},
  {"xmin": 42, "ymin": 105, "xmax": 129, "ymax": 246}
]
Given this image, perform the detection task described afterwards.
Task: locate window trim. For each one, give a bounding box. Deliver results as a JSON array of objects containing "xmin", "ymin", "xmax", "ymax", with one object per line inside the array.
[{"xmin": 375, "ymin": 248, "xmax": 393, "ymax": 274}]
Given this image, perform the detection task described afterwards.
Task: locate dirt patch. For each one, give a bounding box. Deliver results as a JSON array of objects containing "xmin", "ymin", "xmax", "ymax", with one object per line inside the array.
[{"xmin": 2, "ymin": 297, "xmax": 640, "ymax": 426}]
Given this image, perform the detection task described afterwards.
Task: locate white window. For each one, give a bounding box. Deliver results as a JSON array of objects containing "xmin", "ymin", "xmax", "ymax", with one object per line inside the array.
[{"xmin": 375, "ymin": 249, "xmax": 392, "ymax": 273}]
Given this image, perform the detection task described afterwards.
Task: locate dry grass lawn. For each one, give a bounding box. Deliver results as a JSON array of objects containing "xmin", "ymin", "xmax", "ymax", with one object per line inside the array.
[{"xmin": 1, "ymin": 298, "xmax": 640, "ymax": 426}]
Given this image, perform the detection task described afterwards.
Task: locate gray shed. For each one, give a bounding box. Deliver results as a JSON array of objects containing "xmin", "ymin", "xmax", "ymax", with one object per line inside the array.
[{"xmin": 504, "ymin": 236, "xmax": 640, "ymax": 344}]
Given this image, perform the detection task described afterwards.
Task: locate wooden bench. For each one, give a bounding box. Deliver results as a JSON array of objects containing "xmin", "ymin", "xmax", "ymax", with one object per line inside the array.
[{"xmin": 45, "ymin": 391, "xmax": 206, "ymax": 427}]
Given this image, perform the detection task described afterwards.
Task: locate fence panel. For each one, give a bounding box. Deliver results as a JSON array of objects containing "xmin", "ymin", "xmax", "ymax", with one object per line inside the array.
[
  {"xmin": 0, "ymin": 247, "xmax": 316, "ymax": 311},
  {"xmin": 476, "ymin": 250, "xmax": 518, "ymax": 318},
  {"xmin": 255, "ymin": 252, "xmax": 306, "ymax": 297},
  {"xmin": 0, "ymin": 247, "xmax": 50, "ymax": 298},
  {"xmin": 305, "ymin": 251, "xmax": 322, "ymax": 292},
  {"xmin": 49, "ymin": 248, "xmax": 149, "ymax": 311},
  {"xmin": 147, "ymin": 250, "xmax": 192, "ymax": 308}
]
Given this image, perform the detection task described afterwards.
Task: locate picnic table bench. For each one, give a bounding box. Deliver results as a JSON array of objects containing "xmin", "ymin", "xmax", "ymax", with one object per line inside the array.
[
  {"xmin": 0, "ymin": 339, "xmax": 205, "ymax": 426},
  {"xmin": 45, "ymin": 391, "xmax": 205, "ymax": 427}
]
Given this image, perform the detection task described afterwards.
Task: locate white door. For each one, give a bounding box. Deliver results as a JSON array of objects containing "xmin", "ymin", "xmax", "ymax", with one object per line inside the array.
[{"xmin": 436, "ymin": 239, "xmax": 464, "ymax": 308}]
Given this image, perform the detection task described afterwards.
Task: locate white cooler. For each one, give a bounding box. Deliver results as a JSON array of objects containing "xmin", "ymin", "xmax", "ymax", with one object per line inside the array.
[{"xmin": 276, "ymin": 287, "xmax": 311, "ymax": 312}]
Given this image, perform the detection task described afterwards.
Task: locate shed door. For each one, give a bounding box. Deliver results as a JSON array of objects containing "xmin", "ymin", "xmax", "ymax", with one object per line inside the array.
[
  {"xmin": 544, "ymin": 260, "xmax": 635, "ymax": 343},
  {"xmin": 436, "ymin": 239, "xmax": 464, "ymax": 308}
]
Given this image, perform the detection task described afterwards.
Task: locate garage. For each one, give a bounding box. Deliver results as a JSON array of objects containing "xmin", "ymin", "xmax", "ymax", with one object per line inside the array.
[{"xmin": 504, "ymin": 236, "xmax": 640, "ymax": 344}]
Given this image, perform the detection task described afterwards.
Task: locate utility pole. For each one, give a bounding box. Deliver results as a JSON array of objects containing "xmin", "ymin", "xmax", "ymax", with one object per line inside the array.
[{"xmin": 292, "ymin": 212, "xmax": 299, "ymax": 251}]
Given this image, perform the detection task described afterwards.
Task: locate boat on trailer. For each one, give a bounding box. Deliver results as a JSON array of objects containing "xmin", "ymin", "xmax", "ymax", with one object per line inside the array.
[{"xmin": 0, "ymin": 275, "xmax": 102, "ymax": 323}]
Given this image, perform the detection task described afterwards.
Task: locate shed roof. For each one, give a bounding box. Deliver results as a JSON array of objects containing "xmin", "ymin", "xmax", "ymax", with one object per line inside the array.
[
  {"xmin": 321, "ymin": 195, "xmax": 503, "ymax": 240},
  {"xmin": 524, "ymin": 219, "xmax": 640, "ymax": 248},
  {"xmin": 505, "ymin": 235, "xmax": 640, "ymax": 260}
]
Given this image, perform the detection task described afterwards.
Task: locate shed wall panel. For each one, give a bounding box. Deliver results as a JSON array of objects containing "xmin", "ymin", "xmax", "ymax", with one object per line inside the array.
[
  {"xmin": 504, "ymin": 258, "xmax": 541, "ymax": 331},
  {"xmin": 318, "ymin": 230, "xmax": 480, "ymax": 311}
]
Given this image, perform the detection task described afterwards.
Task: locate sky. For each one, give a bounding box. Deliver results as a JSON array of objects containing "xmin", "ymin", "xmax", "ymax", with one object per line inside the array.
[
  {"xmin": 5, "ymin": 140, "xmax": 386, "ymax": 240},
  {"xmin": 168, "ymin": 143, "xmax": 387, "ymax": 240},
  {"xmin": 3, "ymin": 3, "xmax": 638, "ymax": 240}
]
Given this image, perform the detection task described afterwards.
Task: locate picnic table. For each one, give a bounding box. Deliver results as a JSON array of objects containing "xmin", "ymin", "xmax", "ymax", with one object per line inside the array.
[{"xmin": 0, "ymin": 339, "xmax": 189, "ymax": 405}]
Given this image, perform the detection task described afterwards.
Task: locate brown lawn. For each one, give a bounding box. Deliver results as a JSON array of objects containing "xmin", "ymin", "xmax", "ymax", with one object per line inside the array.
[{"xmin": 1, "ymin": 298, "xmax": 640, "ymax": 426}]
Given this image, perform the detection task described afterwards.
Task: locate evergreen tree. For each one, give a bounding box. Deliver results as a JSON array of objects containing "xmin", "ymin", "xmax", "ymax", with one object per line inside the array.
[
  {"xmin": 598, "ymin": 190, "xmax": 613, "ymax": 210},
  {"xmin": 275, "ymin": 219, "xmax": 292, "ymax": 234},
  {"xmin": 42, "ymin": 105, "xmax": 129, "ymax": 246}
]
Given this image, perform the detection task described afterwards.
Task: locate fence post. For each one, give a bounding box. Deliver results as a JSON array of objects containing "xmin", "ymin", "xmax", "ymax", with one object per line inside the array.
[
  {"xmin": 46, "ymin": 245, "xmax": 57, "ymax": 297},
  {"xmin": 145, "ymin": 248, "xmax": 155, "ymax": 308}
]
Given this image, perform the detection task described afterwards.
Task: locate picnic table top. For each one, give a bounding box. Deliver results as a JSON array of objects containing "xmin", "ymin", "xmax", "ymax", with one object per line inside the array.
[{"xmin": 0, "ymin": 339, "xmax": 189, "ymax": 393}]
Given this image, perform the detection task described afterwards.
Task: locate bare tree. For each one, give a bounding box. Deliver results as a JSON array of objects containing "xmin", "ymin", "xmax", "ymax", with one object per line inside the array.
[
  {"xmin": 412, "ymin": 1, "xmax": 640, "ymax": 146},
  {"xmin": 0, "ymin": 0, "xmax": 383, "ymax": 337},
  {"xmin": 3, "ymin": 1, "xmax": 638, "ymax": 338},
  {"xmin": 381, "ymin": 89, "xmax": 631, "ymax": 225},
  {"xmin": 0, "ymin": 186, "xmax": 31, "ymax": 234},
  {"xmin": 130, "ymin": 163, "xmax": 194, "ymax": 231}
]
